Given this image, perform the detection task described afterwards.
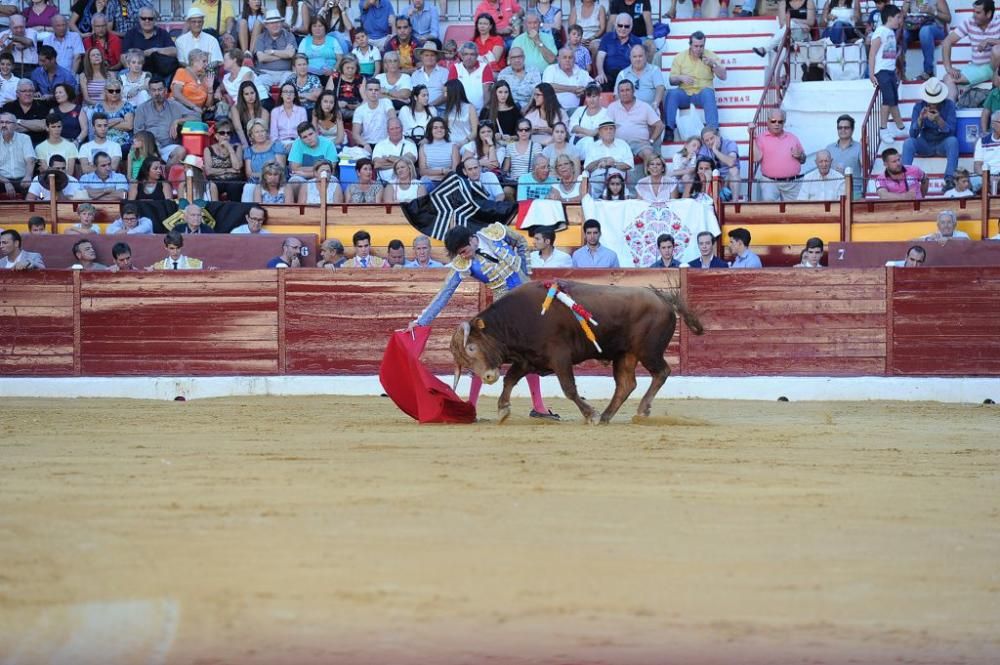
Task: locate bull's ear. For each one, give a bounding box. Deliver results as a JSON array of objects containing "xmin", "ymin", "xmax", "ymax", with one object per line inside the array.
[{"xmin": 473, "ymin": 318, "xmax": 486, "ymax": 330}]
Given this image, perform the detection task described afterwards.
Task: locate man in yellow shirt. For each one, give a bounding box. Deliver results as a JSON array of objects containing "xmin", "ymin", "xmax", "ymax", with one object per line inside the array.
[
  {"xmin": 664, "ymin": 30, "xmax": 726, "ymax": 143},
  {"xmin": 189, "ymin": 0, "xmax": 236, "ymax": 35}
]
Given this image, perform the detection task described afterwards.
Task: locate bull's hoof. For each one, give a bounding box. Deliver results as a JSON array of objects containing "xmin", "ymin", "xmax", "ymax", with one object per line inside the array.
[
  {"xmin": 637, "ymin": 404, "xmax": 652, "ymax": 418},
  {"xmin": 497, "ymin": 405, "xmax": 511, "ymax": 424},
  {"xmin": 598, "ymin": 413, "xmax": 614, "ymax": 425}
]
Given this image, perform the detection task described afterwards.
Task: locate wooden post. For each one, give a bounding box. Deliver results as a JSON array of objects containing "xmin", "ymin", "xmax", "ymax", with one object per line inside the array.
[
  {"xmin": 185, "ymin": 168, "xmax": 193, "ymax": 200},
  {"xmin": 711, "ymin": 168, "xmax": 722, "ymax": 214},
  {"xmin": 679, "ymin": 266, "xmax": 688, "ymax": 376},
  {"xmin": 981, "ymin": 167, "xmax": 990, "ymax": 240},
  {"xmin": 72, "ymin": 268, "xmax": 81, "ymax": 377},
  {"xmin": 319, "ymin": 171, "xmax": 329, "ymax": 243},
  {"xmin": 277, "ymin": 267, "xmax": 286, "ymax": 374},
  {"xmin": 884, "ymin": 266, "xmax": 894, "ymax": 377},
  {"xmin": 843, "ymin": 167, "xmax": 853, "ymax": 242},
  {"xmin": 48, "ymin": 172, "xmax": 58, "ymax": 233}
]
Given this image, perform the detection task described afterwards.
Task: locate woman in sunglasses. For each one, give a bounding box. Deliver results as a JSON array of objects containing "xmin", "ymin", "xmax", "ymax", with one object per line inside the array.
[
  {"xmin": 87, "ymin": 78, "xmax": 135, "ymax": 155},
  {"xmin": 203, "ymin": 119, "xmax": 245, "ymax": 201}
]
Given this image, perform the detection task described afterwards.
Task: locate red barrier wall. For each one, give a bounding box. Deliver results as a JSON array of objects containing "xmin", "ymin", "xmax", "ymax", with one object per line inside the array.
[{"xmin": 2, "ymin": 268, "xmax": 998, "ymax": 378}]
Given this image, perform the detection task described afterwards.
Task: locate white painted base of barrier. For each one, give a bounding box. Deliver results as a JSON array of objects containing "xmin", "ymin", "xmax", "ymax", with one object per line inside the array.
[{"xmin": 1, "ymin": 375, "xmax": 997, "ymax": 404}]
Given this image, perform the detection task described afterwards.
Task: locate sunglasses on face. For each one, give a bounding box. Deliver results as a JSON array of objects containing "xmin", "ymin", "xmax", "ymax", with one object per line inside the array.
[
  {"xmin": 217, "ymin": 130, "xmax": 231, "ymax": 135},
  {"xmin": 769, "ymin": 119, "xmax": 784, "ymax": 124}
]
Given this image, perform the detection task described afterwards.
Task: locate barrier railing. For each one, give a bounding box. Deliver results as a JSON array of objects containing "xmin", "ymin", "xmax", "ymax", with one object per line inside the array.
[
  {"xmin": 746, "ymin": 26, "xmax": 791, "ymax": 201},
  {"xmin": 859, "ymin": 84, "xmax": 883, "ymax": 201}
]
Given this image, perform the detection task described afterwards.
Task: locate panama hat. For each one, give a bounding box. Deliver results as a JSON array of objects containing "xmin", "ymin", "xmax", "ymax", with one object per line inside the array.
[
  {"xmin": 185, "ymin": 7, "xmax": 205, "ymax": 20},
  {"xmin": 264, "ymin": 8, "xmax": 283, "ymax": 22},
  {"xmin": 921, "ymin": 77, "xmax": 948, "ymax": 104}
]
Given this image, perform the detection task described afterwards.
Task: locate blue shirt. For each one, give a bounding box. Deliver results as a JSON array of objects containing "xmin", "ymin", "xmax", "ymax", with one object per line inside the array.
[
  {"xmin": 360, "ymin": 0, "xmax": 394, "ymax": 40},
  {"xmin": 687, "ymin": 256, "xmax": 728, "ymax": 269},
  {"xmin": 516, "ymin": 174, "xmax": 557, "ymax": 200},
  {"xmin": 598, "ymin": 33, "xmax": 641, "ymax": 74},
  {"xmin": 730, "ymin": 250, "xmax": 762, "ymax": 269},
  {"xmin": 909, "ymin": 100, "xmax": 957, "ymax": 144},
  {"xmin": 404, "ymin": 258, "xmax": 444, "ymax": 268},
  {"xmin": 400, "ymin": 3, "xmax": 440, "ymax": 40},
  {"xmin": 31, "ymin": 65, "xmax": 78, "ymax": 98},
  {"xmin": 572, "ymin": 244, "xmax": 620, "ymax": 268}
]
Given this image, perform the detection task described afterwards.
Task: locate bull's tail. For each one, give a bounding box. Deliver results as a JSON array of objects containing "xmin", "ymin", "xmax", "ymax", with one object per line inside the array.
[{"xmin": 649, "ymin": 287, "xmax": 704, "ymax": 336}]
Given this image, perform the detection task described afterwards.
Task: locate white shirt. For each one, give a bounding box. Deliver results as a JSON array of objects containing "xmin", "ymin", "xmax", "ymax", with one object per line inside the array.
[
  {"xmin": 452, "ymin": 61, "xmax": 490, "ymax": 111},
  {"xmin": 42, "ymin": 31, "xmax": 85, "ymax": 71},
  {"xmin": 0, "ymin": 72, "xmax": 17, "ymax": 104},
  {"xmin": 530, "ymin": 248, "xmax": 573, "ymax": 267},
  {"xmin": 28, "ymin": 174, "xmax": 81, "ymax": 201},
  {"xmin": 175, "ymin": 30, "xmax": 224, "ymax": 65},
  {"xmin": 371, "ymin": 137, "xmax": 417, "ymax": 182},
  {"xmin": 354, "ymin": 98, "xmax": 395, "ymax": 146},
  {"xmin": 943, "ymin": 188, "xmax": 975, "ymax": 199},
  {"xmin": 0, "ymin": 132, "xmax": 36, "ymax": 180},
  {"xmin": 542, "ymin": 63, "xmax": 592, "ymax": 111},
  {"xmin": 796, "ymin": 169, "xmax": 845, "ymax": 201},
  {"xmin": 973, "ymin": 133, "xmax": 1000, "ymax": 173},
  {"xmin": 79, "ymin": 138, "xmax": 123, "ymax": 164},
  {"xmin": 230, "ymin": 224, "xmax": 272, "ymax": 234},
  {"xmin": 583, "ymin": 138, "xmax": 634, "ymax": 179},
  {"xmin": 0, "ymin": 28, "xmax": 39, "ymax": 64}
]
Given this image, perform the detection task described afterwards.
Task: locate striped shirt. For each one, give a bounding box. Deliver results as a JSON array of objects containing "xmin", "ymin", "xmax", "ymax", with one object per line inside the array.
[{"xmin": 954, "ymin": 16, "xmax": 1000, "ymax": 65}]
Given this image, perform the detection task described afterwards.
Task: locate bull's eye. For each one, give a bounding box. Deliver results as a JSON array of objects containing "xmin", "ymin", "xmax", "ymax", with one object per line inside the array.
[{"xmin": 466, "ymin": 344, "xmax": 477, "ymax": 353}]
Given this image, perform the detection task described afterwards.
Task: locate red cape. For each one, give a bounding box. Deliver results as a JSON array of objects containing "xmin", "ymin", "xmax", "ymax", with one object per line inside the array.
[{"xmin": 379, "ymin": 326, "xmax": 477, "ymax": 424}]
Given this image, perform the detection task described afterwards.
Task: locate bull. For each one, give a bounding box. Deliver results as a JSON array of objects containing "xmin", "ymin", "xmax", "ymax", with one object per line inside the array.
[{"xmin": 450, "ymin": 280, "xmax": 704, "ymax": 424}]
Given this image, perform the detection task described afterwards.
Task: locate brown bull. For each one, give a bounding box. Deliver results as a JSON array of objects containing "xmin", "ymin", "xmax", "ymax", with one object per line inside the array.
[{"xmin": 450, "ymin": 280, "xmax": 704, "ymax": 423}]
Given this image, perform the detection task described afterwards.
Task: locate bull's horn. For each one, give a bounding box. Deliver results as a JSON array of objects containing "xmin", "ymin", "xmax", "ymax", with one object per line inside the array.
[
  {"xmin": 461, "ymin": 321, "xmax": 470, "ymax": 347},
  {"xmin": 452, "ymin": 366, "xmax": 462, "ymax": 391}
]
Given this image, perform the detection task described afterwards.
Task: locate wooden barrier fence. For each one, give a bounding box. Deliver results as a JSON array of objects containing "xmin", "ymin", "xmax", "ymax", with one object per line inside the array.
[{"xmin": 3, "ymin": 268, "xmax": 998, "ymax": 379}]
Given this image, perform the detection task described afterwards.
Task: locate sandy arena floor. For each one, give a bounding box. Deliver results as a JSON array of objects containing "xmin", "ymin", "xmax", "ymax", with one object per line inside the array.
[{"xmin": 0, "ymin": 395, "xmax": 998, "ymax": 665}]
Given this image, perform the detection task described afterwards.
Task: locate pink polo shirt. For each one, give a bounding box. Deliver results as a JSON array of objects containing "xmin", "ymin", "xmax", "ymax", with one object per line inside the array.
[
  {"xmin": 875, "ymin": 165, "xmax": 926, "ymax": 199},
  {"xmin": 606, "ymin": 100, "xmax": 660, "ymax": 144},
  {"xmin": 755, "ymin": 131, "xmax": 804, "ymax": 179}
]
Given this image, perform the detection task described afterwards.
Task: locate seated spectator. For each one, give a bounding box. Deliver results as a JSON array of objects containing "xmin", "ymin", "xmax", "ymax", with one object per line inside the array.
[
  {"xmin": 688, "ymin": 230, "xmax": 727, "ymax": 269},
  {"xmin": 107, "ymin": 203, "xmax": 154, "ymax": 234},
  {"xmin": 231, "ymin": 81, "xmax": 269, "ymax": 148},
  {"xmin": 0, "ymin": 54, "xmax": 18, "ymax": 105},
  {"xmin": 27, "ymin": 154, "xmax": 81, "ymax": 202},
  {"xmin": 27, "ymin": 216, "xmax": 48, "ymax": 234},
  {"xmin": 522, "ymin": 82, "xmax": 568, "ymax": 147},
  {"xmin": 886, "ymin": 245, "xmax": 927, "ymax": 267},
  {"xmin": 665, "ymin": 31, "xmax": 725, "ymax": 144},
  {"xmin": 90, "ymin": 78, "xmax": 135, "ymax": 152},
  {"xmin": 254, "ymin": 160, "xmax": 292, "ymax": 204},
  {"xmin": 150, "ymin": 231, "xmax": 204, "ymax": 270},
  {"xmin": 71, "ymin": 238, "xmax": 107, "ymax": 271},
  {"xmin": 517, "ymin": 154, "xmax": 557, "ymax": 199},
  {"xmin": 596, "ymin": 13, "xmax": 640, "ymax": 91},
  {"xmin": 529, "ymin": 226, "xmax": 572, "ymax": 267},
  {"xmin": 286, "ymin": 54, "xmax": 324, "ymax": 112},
  {"xmin": 276, "ymin": 0, "xmax": 310, "ymax": 36},
  {"xmin": 941, "ymin": 0, "xmax": 999, "ymax": 102},
  {"xmin": 296, "ymin": 158, "xmax": 344, "ymax": 204},
  {"xmin": 81, "ymin": 151, "xmax": 128, "ymax": 200},
  {"xmin": 288, "ymin": 120, "xmax": 339, "ymax": 184},
  {"xmin": 822, "ymin": 0, "xmax": 862, "ymax": 45},
  {"xmin": 615, "ymin": 44, "xmax": 664, "ymax": 111},
  {"xmin": 441, "ymin": 79, "xmax": 478, "ymax": 146},
  {"xmin": 266, "ymin": 237, "xmax": 305, "ymax": 268},
  {"xmin": 536, "ymin": 0, "xmax": 563, "ymax": 40},
  {"xmin": 698, "ymin": 126, "xmax": 740, "ymax": 200},
  {"xmin": 498, "ymin": 47, "xmax": 542, "ymax": 110},
  {"xmin": 325, "ymin": 55, "xmax": 365, "ymax": 124},
  {"xmin": 461, "ymin": 156, "xmax": 505, "ymax": 201},
  {"xmin": 345, "ymin": 157, "xmax": 385, "ymax": 203},
  {"xmin": 386, "ymin": 16, "xmax": 422, "ymax": 74},
  {"xmin": 572, "ymin": 218, "xmax": 620, "ymax": 268},
  {"xmin": 172, "ymin": 48, "xmax": 217, "ymax": 119},
  {"xmin": 343, "ymin": 229, "xmax": 387, "ymax": 267},
  {"xmin": 503, "ymin": 118, "xmax": 542, "ymax": 195},
  {"xmin": 79, "ymin": 46, "xmax": 110, "ymax": 106},
  {"xmin": 317, "ymin": 237, "xmax": 346, "ymax": 269},
  {"xmin": 636, "ymin": 154, "xmax": 673, "ymax": 203},
  {"xmin": 448, "ymin": 41, "xmax": 494, "ymax": 112},
  {"xmin": 795, "ymin": 236, "xmax": 825, "ymax": 268},
  {"xmin": 649, "ymin": 233, "xmax": 681, "ymax": 268},
  {"xmin": 797, "ymin": 150, "xmax": 846, "ymax": 201},
  {"xmin": 543, "ymin": 48, "xmax": 591, "ymax": 114},
  {"xmin": 903, "ymin": 78, "xmax": 959, "ymax": 189},
  {"xmin": 566, "ymin": 24, "xmax": 593, "ymax": 72},
  {"xmin": 0, "ymin": 229, "xmax": 45, "ymax": 270},
  {"xmin": 546, "ymin": 153, "xmax": 584, "ymax": 202},
  {"xmin": 306, "ymin": 95, "xmax": 342, "ymax": 148},
  {"xmin": 31, "ymin": 45, "xmax": 77, "ymax": 103},
  {"xmin": 583, "ymin": 119, "xmax": 634, "ymax": 196},
  {"xmin": 411, "ymin": 43, "xmax": 447, "ymax": 110},
  {"xmin": 84, "ymin": 13, "xmax": 120, "ymax": 73},
  {"xmin": 25, "ymin": 0, "xmax": 59, "ymax": 32},
  {"xmin": 690, "ymin": 156, "xmax": 719, "ymax": 207},
  {"xmin": 178, "ymin": 154, "xmax": 219, "ymax": 202},
  {"xmin": 974, "ymin": 110, "xmax": 1000, "ymax": 195},
  {"xmin": 134, "ymin": 78, "xmax": 200, "ymax": 168},
  {"xmin": 606, "ymin": 78, "xmax": 661, "ymax": 169},
  {"xmin": 755, "ymin": 109, "xmax": 806, "ymax": 202},
  {"xmin": 271, "ymin": 82, "xmax": 308, "ymax": 148},
  {"xmin": 351, "ymin": 28, "xmax": 382, "ymax": 77},
  {"xmin": 231, "ymin": 206, "xmax": 271, "ymax": 234},
  {"xmin": 3, "ymin": 80, "xmax": 48, "ymax": 145},
  {"xmin": 51, "ymin": 83, "xmax": 86, "ymax": 145},
  {"xmin": 401, "ymin": 0, "xmax": 439, "ymax": 43},
  {"xmin": 0, "ymin": 17, "xmax": 39, "ymax": 79},
  {"xmin": 385, "ymin": 238, "xmax": 407, "ymax": 268},
  {"xmin": 218, "ymin": 47, "xmax": 261, "ymax": 109},
  {"xmin": 126, "ymin": 130, "xmax": 161, "ymax": 182},
  {"xmin": 728, "ymin": 227, "xmax": 762, "ymax": 269},
  {"xmin": 0, "ymin": 112, "xmax": 35, "ymax": 196},
  {"xmin": 353, "ymin": 79, "xmax": 396, "ymax": 152},
  {"xmin": 373, "ymin": 117, "xmax": 417, "ymax": 182},
  {"xmin": 876, "ymin": 147, "xmax": 928, "ymax": 200},
  {"xmin": 316, "ymin": 0, "xmax": 352, "ymax": 53},
  {"xmin": 35, "ymin": 113, "xmax": 78, "ymax": 176},
  {"xmin": 129, "ymin": 156, "xmax": 173, "ymax": 200},
  {"xmin": 569, "ymin": 83, "xmax": 608, "ymax": 148},
  {"xmin": 244, "ymin": 119, "xmax": 287, "ymax": 186},
  {"xmin": 462, "ymin": 121, "xmax": 504, "ymax": 174},
  {"xmin": 917, "ymin": 209, "xmax": 970, "ymax": 242},
  {"xmin": 943, "ymin": 168, "xmax": 975, "ymax": 199},
  {"xmin": 121, "ymin": 7, "xmax": 178, "ymax": 81},
  {"xmin": 418, "ymin": 117, "xmax": 460, "ymax": 190},
  {"xmin": 405, "ymin": 234, "xmax": 443, "ymax": 267},
  {"xmin": 203, "ymin": 119, "xmax": 244, "ymax": 201},
  {"xmin": 298, "ymin": 16, "xmax": 342, "ymax": 80},
  {"xmin": 383, "ymin": 156, "xmax": 427, "ymax": 203},
  {"xmin": 602, "ymin": 171, "xmax": 632, "ymax": 200},
  {"xmin": 65, "ymin": 203, "xmax": 101, "ymax": 234},
  {"xmin": 472, "ymin": 13, "xmax": 505, "ymax": 74},
  {"xmin": 568, "ymin": 1, "xmax": 606, "ymax": 62},
  {"xmin": 541, "ymin": 122, "xmax": 579, "ymax": 171},
  {"xmin": 358, "ymin": 0, "xmax": 394, "ymax": 50},
  {"xmin": 513, "ymin": 12, "xmax": 558, "ymax": 77},
  {"xmin": 827, "ymin": 115, "xmax": 863, "ymax": 200},
  {"xmin": 107, "ymin": 242, "xmax": 139, "ymax": 272},
  {"xmin": 173, "ymin": 203, "xmax": 215, "ymax": 234},
  {"xmin": 474, "ymin": 0, "xmax": 521, "ymax": 38},
  {"xmin": 175, "ymin": 8, "xmax": 223, "ymax": 67}
]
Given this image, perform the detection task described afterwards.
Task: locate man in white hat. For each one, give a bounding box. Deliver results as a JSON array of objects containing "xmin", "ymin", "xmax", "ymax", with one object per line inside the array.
[
  {"xmin": 256, "ymin": 8, "xmax": 297, "ymax": 88},
  {"xmin": 175, "ymin": 7, "xmax": 223, "ymax": 67},
  {"xmin": 902, "ymin": 76, "xmax": 959, "ymax": 189}
]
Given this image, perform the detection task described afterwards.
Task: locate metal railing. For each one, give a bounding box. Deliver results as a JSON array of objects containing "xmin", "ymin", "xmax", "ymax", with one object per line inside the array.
[
  {"xmin": 745, "ymin": 26, "xmax": 791, "ymax": 202},
  {"xmin": 859, "ymin": 83, "xmax": 883, "ymax": 201}
]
